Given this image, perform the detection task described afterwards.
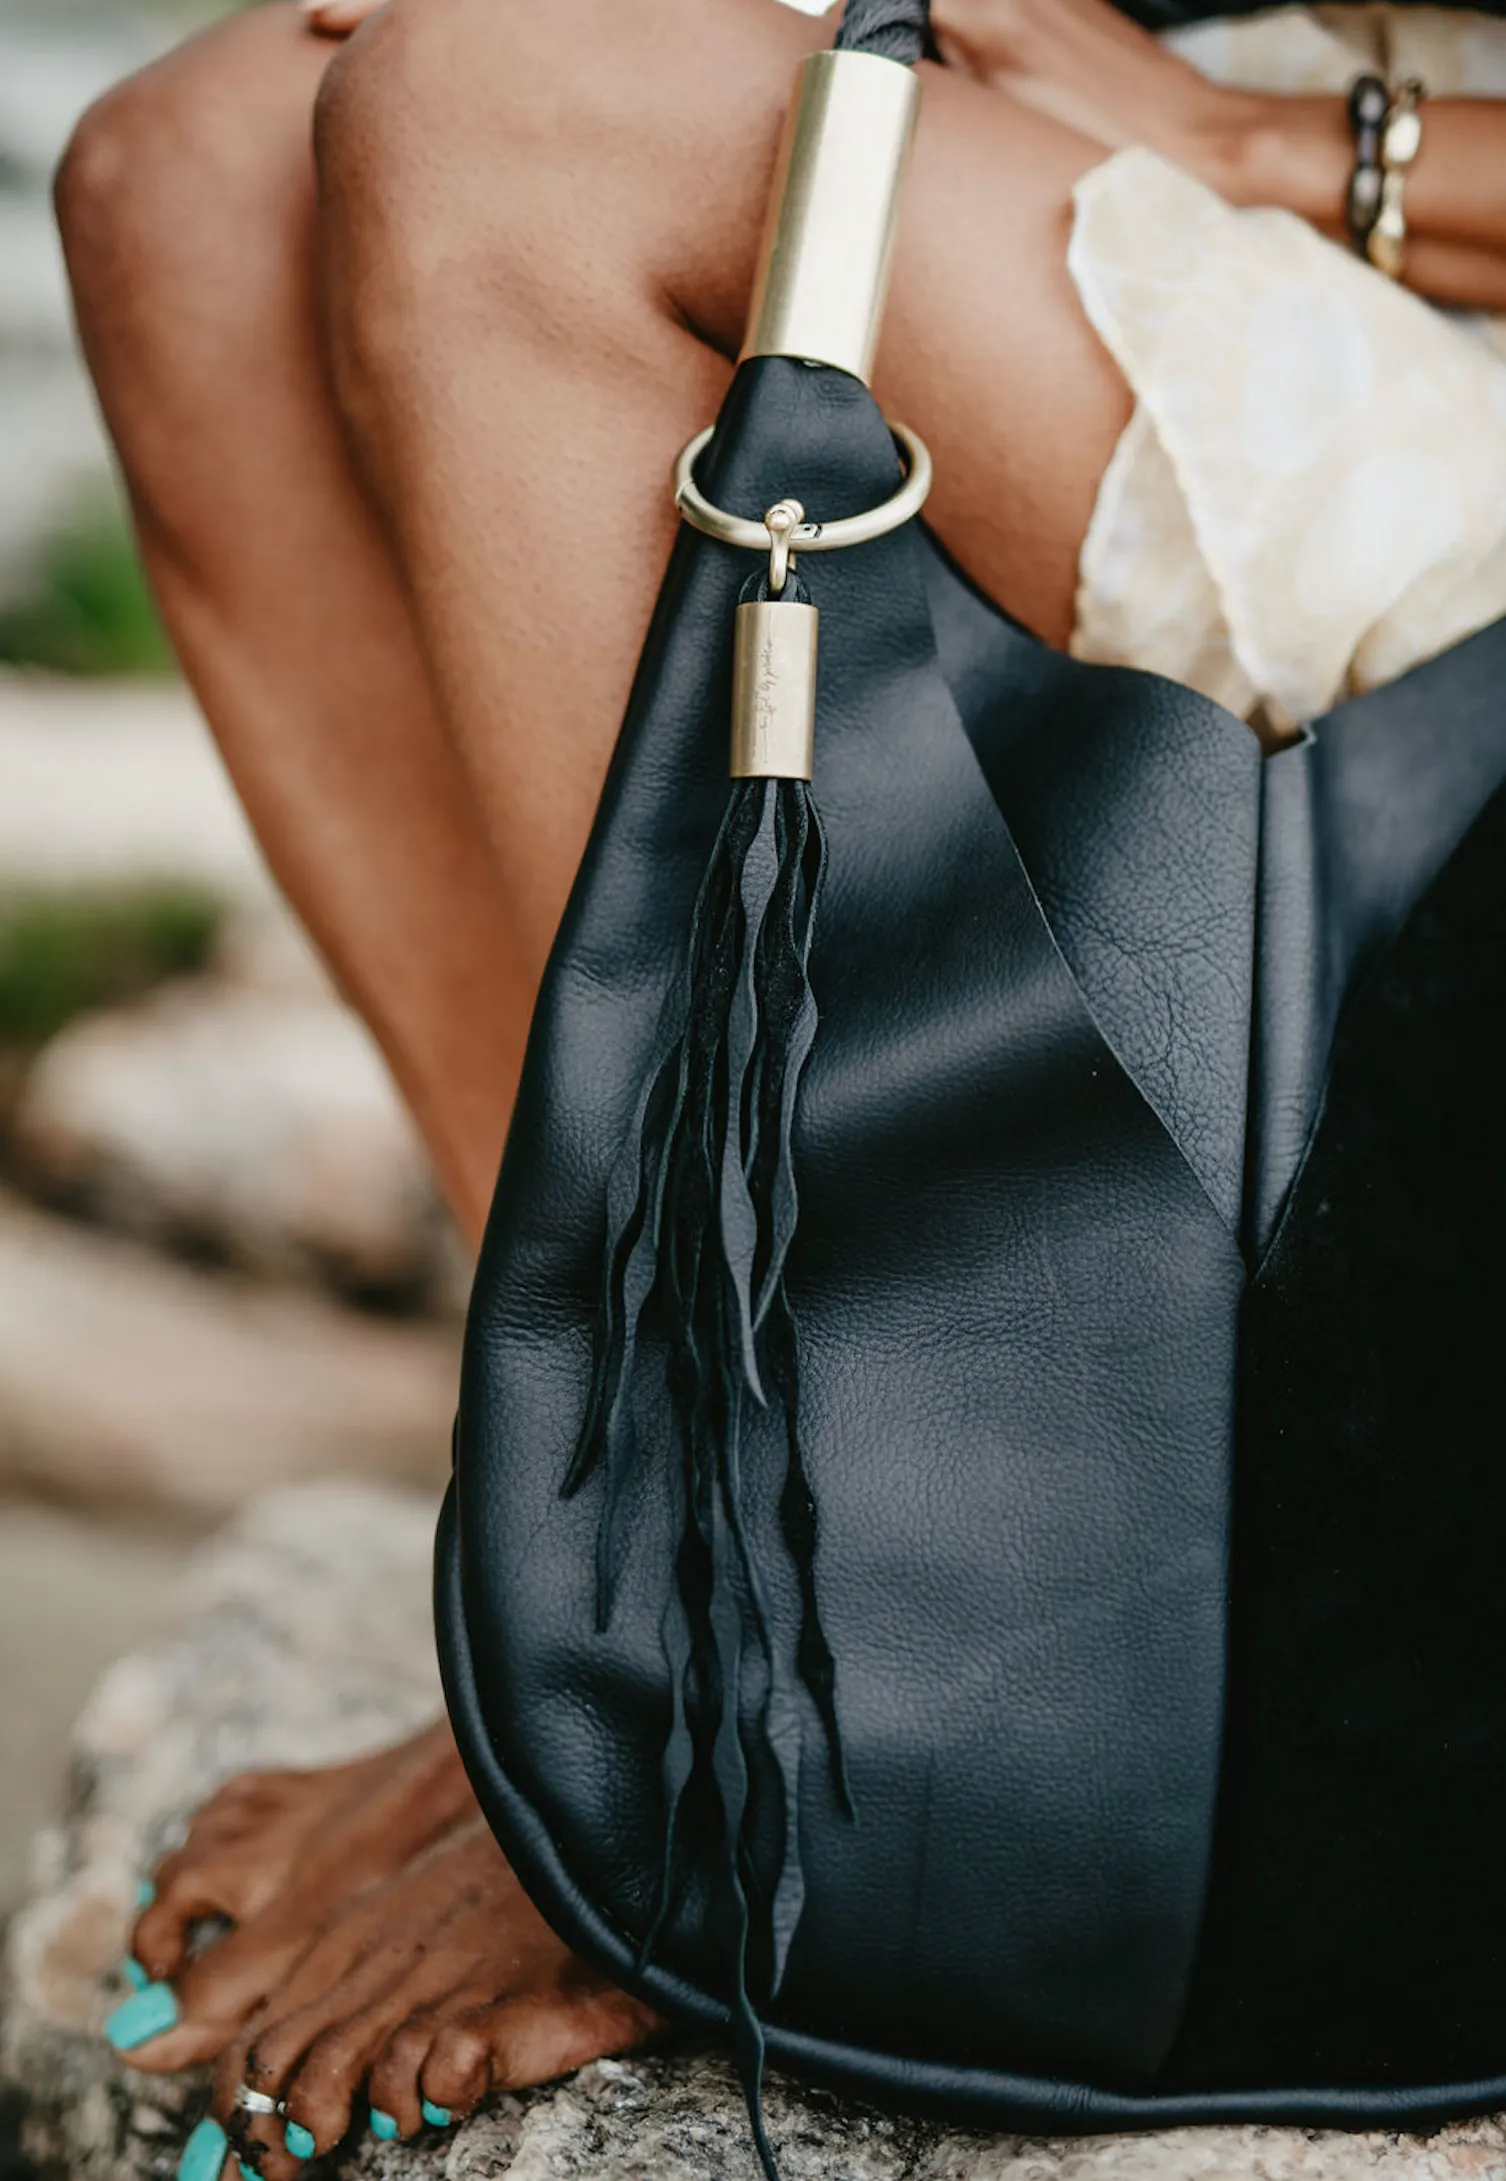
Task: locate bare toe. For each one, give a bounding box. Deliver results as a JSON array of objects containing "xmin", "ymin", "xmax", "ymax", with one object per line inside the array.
[
  {"xmin": 423, "ymin": 1983, "xmax": 659, "ymax": 2104},
  {"xmin": 265, "ymin": 1820, "xmax": 657, "ymax": 2150},
  {"xmin": 114, "ymin": 1723, "xmax": 475, "ymax": 2076},
  {"xmin": 223, "ymin": 1886, "xmax": 479, "ymax": 2159},
  {"xmin": 361, "ymin": 1827, "xmax": 663, "ymax": 2127},
  {"xmin": 133, "ymin": 1723, "xmax": 467, "ymax": 1984},
  {"xmin": 209, "ymin": 1979, "xmax": 382, "ymax": 2177},
  {"xmin": 365, "ymin": 2010, "xmax": 445, "ymax": 2139},
  {"xmin": 278, "ymin": 1997, "xmax": 432, "ymax": 2155},
  {"xmin": 126, "ymin": 1894, "xmax": 376, "ymax": 2080},
  {"xmin": 133, "ymin": 1849, "xmax": 243, "ymax": 1985},
  {"xmin": 145, "ymin": 1802, "xmax": 660, "ymax": 2181}
]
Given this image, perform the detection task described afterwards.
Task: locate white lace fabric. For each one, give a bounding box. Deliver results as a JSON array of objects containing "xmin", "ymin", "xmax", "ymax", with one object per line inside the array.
[{"xmin": 1068, "ymin": 6, "xmax": 1506, "ymax": 731}]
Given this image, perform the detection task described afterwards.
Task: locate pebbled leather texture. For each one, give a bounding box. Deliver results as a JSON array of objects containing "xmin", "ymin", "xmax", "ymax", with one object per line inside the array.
[
  {"xmin": 452, "ymin": 359, "xmax": 1240, "ymax": 2090},
  {"xmin": 443, "ymin": 349, "xmax": 1506, "ymax": 2124},
  {"xmin": 919, "ymin": 544, "xmax": 1506, "ymax": 1255},
  {"xmin": 923, "ymin": 547, "xmax": 1261, "ymax": 1234},
  {"xmin": 1175, "ymin": 784, "xmax": 1506, "ymax": 2092},
  {"xmin": 1248, "ymin": 628, "xmax": 1506, "ymax": 1249}
]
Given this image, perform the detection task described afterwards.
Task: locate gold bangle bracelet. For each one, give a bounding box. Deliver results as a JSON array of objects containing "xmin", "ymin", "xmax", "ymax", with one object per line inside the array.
[{"xmin": 1368, "ymin": 78, "xmax": 1425, "ymax": 282}]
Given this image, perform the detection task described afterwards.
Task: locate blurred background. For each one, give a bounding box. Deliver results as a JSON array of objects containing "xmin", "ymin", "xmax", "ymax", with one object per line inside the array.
[{"xmin": 0, "ymin": 0, "xmax": 461, "ymax": 1978}]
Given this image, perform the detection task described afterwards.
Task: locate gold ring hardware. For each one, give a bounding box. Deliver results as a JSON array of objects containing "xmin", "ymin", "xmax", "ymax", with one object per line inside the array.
[{"xmin": 673, "ymin": 421, "xmax": 933, "ymax": 560}]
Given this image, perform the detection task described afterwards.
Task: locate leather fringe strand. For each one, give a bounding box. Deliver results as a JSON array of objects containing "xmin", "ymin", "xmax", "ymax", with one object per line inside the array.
[
  {"xmin": 565, "ymin": 10, "xmax": 930, "ymax": 2154},
  {"xmin": 566, "ymin": 774, "xmax": 848, "ymax": 2181}
]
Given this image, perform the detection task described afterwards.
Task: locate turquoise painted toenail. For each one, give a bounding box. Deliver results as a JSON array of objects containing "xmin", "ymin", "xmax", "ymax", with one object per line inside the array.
[
  {"xmin": 135, "ymin": 1878, "xmax": 156, "ymax": 1909},
  {"xmin": 369, "ymin": 2108, "xmax": 399, "ymax": 2140},
  {"xmin": 122, "ymin": 1957, "xmax": 149, "ymax": 1992},
  {"xmin": 105, "ymin": 1982, "xmax": 178, "ymax": 2050},
  {"xmin": 175, "ymin": 2116, "xmax": 226, "ymax": 2181},
  {"xmin": 283, "ymin": 2121, "xmax": 316, "ymax": 2160},
  {"xmin": 421, "ymin": 2101, "xmax": 452, "ymax": 2128}
]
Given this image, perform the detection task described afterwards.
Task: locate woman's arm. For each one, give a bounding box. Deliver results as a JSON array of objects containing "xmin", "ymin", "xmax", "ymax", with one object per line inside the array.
[
  {"xmin": 1231, "ymin": 98, "xmax": 1506, "ymax": 308},
  {"xmin": 933, "ymin": 0, "xmax": 1506, "ymax": 311},
  {"xmin": 304, "ymin": 0, "xmax": 1506, "ymax": 311}
]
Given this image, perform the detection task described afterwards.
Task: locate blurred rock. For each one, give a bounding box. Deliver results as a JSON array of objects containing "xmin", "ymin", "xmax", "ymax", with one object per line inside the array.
[
  {"xmin": 13, "ymin": 979, "xmax": 455, "ymax": 1303},
  {"xmin": 0, "ymin": 674, "xmax": 270, "ymax": 899},
  {"xmin": 0, "ymin": 1501, "xmax": 195, "ymax": 1924},
  {"xmin": 0, "ymin": 6, "xmax": 177, "ymax": 584},
  {"xmin": 2, "ymin": 675, "xmax": 471, "ymax": 1309},
  {"xmin": 0, "ymin": 1190, "xmax": 457, "ymax": 1520},
  {"xmin": 5, "ymin": 1482, "xmax": 1505, "ymax": 2181}
]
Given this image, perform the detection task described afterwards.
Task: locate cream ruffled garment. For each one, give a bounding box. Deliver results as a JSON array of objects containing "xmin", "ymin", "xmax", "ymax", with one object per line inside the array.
[{"xmin": 1068, "ymin": 5, "xmax": 1506, "ymax": 732}]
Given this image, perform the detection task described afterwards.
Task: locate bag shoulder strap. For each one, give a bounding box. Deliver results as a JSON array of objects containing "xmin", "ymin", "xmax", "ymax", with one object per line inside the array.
[{"xmin": 834, "ymin": 0, "xmax": 930, "ymax": 66}]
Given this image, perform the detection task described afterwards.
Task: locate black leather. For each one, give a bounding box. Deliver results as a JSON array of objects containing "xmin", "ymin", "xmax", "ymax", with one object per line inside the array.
[
  {"xmin": 443, "ymin": 351, "xmax": 1506, "ymax": 2124},
  {"xmin": 1247, "ymin": 631, "xmax": 1506, "ymax": 1246},
  {"xmin": 922, "ymin": 543, "xmax": 1506, "ymax": 1254},
  {"xmin": 451, "ymin": 360, "xmax": 1240, "ymax": 2089},
  {"xmin": 1174, "ymin": 785, "xmax": 1506, "ymax": 2092}
]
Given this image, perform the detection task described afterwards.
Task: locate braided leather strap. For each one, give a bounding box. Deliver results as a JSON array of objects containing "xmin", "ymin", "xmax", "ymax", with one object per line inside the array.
[{"xmin": 834, "ymin": 0, "xmax": 930, "ymax": 66}]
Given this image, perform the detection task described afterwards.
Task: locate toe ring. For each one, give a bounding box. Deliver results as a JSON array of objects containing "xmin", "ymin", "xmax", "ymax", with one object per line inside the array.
[{"xmin": 234, "ymin": 2087, "xmax": 284, "ymax": 2117}]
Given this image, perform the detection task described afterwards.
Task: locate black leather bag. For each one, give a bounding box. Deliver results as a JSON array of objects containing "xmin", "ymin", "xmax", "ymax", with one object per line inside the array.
[{"xmin": 438, "ymin": 0, "xmax": 1506, "ymax": 2163}]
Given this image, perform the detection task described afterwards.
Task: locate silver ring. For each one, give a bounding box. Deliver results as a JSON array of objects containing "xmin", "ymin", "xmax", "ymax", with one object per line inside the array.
[
  {"xmin": 673, "ymin": 420, "xmax": 932, "ymax": 556},
  {"xmin": 234, "ymin": 2086, "xmax": 284, "ymax": 2117}
]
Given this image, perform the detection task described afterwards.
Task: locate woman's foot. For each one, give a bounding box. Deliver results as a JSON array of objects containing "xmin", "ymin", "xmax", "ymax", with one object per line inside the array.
[
  {"xmin": 115, "ymin": 1722, "xmax": 476, "ymax": 2070},
  {"xmin": 198, "ymin": 1818, "xmax": 658, "ymax": 2179}
]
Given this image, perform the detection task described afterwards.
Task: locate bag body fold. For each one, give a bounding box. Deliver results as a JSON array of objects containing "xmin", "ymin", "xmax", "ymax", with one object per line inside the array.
[{"xmin": 443, "ymin": 352, "xmax": 1506, "ymax": 2126}]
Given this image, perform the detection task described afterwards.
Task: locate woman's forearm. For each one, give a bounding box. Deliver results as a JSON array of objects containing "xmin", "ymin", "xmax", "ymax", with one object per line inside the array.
[{"xmin": 1200, "ymin": 93, "xmax": 1506, "ymax": 310}]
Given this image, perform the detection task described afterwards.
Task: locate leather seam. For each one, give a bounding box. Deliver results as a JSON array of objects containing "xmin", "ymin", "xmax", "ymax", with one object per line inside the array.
[
  {"xmin": 915, "ymin": 533, "xmax": 1247, "ymax": 1250},
  {"xmin": 438, "ymin": 1492, "xmax": 1506, "ymax": 2131}
]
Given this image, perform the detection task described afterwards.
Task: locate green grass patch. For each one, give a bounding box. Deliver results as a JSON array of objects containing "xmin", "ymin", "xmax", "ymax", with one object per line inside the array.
[
  {"xmin": 0, "ymin": 886, "xmax": 222, "ymax": 1049},
  {"xmin": 0, "ymin": 497, "xmax": 173, "ymax": 680}
]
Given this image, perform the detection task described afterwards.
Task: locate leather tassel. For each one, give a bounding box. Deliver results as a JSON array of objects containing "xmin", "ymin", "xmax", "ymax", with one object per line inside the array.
[{"xmin": 567, "ymin": 752, "xmax": 845, "ymax": 2067}]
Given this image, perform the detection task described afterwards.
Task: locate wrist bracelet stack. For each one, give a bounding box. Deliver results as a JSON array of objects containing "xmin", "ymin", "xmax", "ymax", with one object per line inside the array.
[{"xmin": 1346, "ymin": 73, "xmax": 1426, "ymax": 280}]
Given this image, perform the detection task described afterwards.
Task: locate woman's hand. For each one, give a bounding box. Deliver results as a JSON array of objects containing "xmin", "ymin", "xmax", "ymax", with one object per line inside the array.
[
  {"xmin": 930, "ymin": 0, "xmax": 1257, "ymax": 190},
  {"xmin": 301, "ymin": 0, "xmax": 383, "ymax": 37},
  {"xmin": 930, "ymin": 0, "xmax": 1506, "ymax": 311}
]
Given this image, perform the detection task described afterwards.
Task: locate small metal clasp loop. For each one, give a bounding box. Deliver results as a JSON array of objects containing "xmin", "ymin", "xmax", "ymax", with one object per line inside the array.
[
  {"xmin": 764, "ymin": 499, "xmax": 804, "ymax": 596},
  {"xmin": 672, "ymin": 420, "xmax": 932, "ymax": 561}
]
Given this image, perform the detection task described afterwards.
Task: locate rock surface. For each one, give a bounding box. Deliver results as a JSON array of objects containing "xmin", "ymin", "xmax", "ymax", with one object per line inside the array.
[
  {"xmin": 5, "ymin": 1481, "xmax": 1505, "ymax": 2181},
  {"xmin": 0, "ymin": 1502, "xmax": 193, "ymax": 1926}
]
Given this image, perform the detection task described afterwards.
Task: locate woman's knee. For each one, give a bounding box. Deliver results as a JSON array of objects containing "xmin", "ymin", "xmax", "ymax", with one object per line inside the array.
[
  {"xmin": 311, "ymin": 0, "xmax": 629, "ymax": 437},
  {"xmin": 56, "ymin": 4, "xmax": 324, "ymax": 375},
  {"xmin": 314, "ymin": 0, "xmax": 702, "ymax": 181},
  {"xmin": 312, "ymin": 0, "xmax": 813, "ymax": 411},
  {"xmin": 311, "ymin": 0, "xmax": 644, "ymax": 277}
]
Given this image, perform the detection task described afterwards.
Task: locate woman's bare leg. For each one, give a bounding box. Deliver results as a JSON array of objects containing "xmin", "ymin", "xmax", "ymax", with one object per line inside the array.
[
  {"xmin": 55, "ymin": 3, "xmax": 528, "ymax": 1238},
  {"xmin": 55, "ymin": 0, "xmax": 506, "ymax": 2081},
  {"xmin": 219, "ymin": 2, "xmax": 1129, "ymax": 2164},
  {"xmin": 316, "ymin": 0, "xmax": 1129, "ymax": 976},
  {"xmin": 61, "ymin": 0, "xmax": 1134, "ymax": 2159}
]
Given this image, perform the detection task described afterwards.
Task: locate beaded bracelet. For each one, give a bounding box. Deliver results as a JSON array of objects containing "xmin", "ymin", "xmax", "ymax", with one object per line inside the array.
[
  {"xmin": 1369, "ymin": 79, "xmax": 1426, "ymax": 282},
  {"xmin": 1345, "ymin": 74, "xmax": 1388, "ymax": 257}
]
